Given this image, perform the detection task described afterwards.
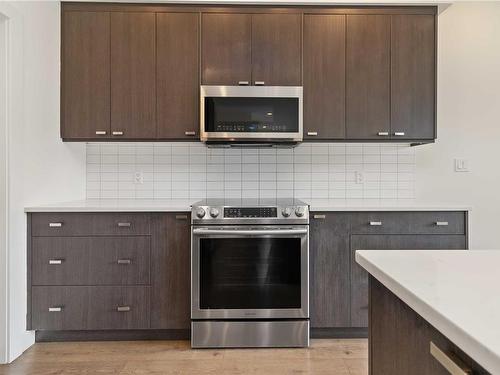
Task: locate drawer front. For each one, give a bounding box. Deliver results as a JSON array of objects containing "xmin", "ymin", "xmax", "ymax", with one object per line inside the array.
[
  {"xmin": 350, "ymin": 211, "xmax": 466, "ymax": 235},
  {"xmin": 31, "ymin": 213, "xmax": 151, "ymax": 236},
  {"xmin": 32, "ymin": 286, "xmax": 150, "ymax": 330},
  {"xmin": 32, "ymin": 237, "xmax": 150, "ymax": 285}
]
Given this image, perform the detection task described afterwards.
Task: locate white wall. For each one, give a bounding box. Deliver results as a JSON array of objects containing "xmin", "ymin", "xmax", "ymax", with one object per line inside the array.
[
  {"xmin": 416, "ymin": 2, "xmax": 500, "ymax": 249},
  {"xmin": 0, "ymin": 1, "xmax": 86, "ymax": 363}
]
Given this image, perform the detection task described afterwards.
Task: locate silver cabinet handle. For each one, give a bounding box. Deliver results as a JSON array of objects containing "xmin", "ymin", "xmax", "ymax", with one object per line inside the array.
[
  {"xmin": 378, "ymin": 132, "xmax": 389, "ymax": 136},
  {"xmin": 117, "ymin": 259, "xmax": 131, "ymax": 265},
  {"xmin": 369, "ymin": 221, "xmax": 382, "ymax": 226},
  {"xmin": 436, "ymin": 221, "xmax": 449, "ymax": 226},
  {"xmin": 175, "ymin": 214, "xmax": 188, "ymax": 220},
  {"xmin": 193, "ymin": 228, "xmax": 308, "ymax": 236},
  {"xmin": 184, "ymin": 131, "xmax": 196, "ymax": 136},
  {"xmin": 112, "ymin": 131, "xmax": 124, "ymax": 136},
  {"xmin": 117, "ymin": 306, "xmax": 131, "ymax": 312},
  {"xmin": 49, "ymin": 307, "xmax": 63, "ymax": 312},
  {"xmin": 430, "ymin": 342, "xmax": 472, "ymax": 375},
  {"xmin": 254, "ymin": 81, "xmax": 265, "ymax": 86},
  {"xmin": 49, "ymin": 222, "xmax": 62, "ymax": 228},
  {"xmin": 307, "ymin": 132, "xmax": 318, "ymax": 136},
  {"xmin": 117, "ymin": 222, "xmax": 131, "ymax": 227},
  {"xmin": 313, "ymin": 214, "xmax": 326, "ymax": 219},
  {"xmin": 394, "ymin": 132, "xmax": 405, "ymax": 136},
  {"xmin": 49, "ymin": 259, "xmax": 63, "ymax": 265},
  {"xmin": 238, "ymin": 81, "xmax": 249, "ymax": 86},
  {"xmin": 95, "ymin": 130, "xmax": 107, "ymax": 135}
]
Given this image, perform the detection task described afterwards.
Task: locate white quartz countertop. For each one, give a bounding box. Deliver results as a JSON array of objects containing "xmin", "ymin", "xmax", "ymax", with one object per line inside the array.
[
  {"xmin": 356, "ymin": 250, "xmax": 500, "ymax": 374},
  {"xmin": 24, "ymin": 199, "xmax": 471, "ymax": 213}
]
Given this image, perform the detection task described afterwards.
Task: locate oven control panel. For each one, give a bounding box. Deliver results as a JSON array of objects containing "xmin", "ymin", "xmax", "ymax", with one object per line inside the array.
[{"xmin": 224, "ymin": 207, "xmax": 277, "ymax": 218}]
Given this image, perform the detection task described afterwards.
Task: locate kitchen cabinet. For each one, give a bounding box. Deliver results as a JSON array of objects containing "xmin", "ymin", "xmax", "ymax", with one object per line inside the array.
[
  {"xmin": 303, "ymin": 15, "xmax": 346, "ymax": 140},
  {"xmin": 110, "ymin": 12, "xmax": 156, "ymax": 139},
  {"xmin": 309, "ymin": 213, "xmax": 350, "ymax": 328},
  {"xmin": 201, "ymin": 13, "xmax": 301, "ymax": 86},
  {"xmin": 391, "ymin": 15, "xmax": 436, "ymax": 140},
  {"xmin": 370, "ymin": 277, "xmax": 489, "ymax": 374},
  {"xmin": 157, "ymin": 13, "xmax": 200, "ymax": 140},
  {"xmin": 61, "ymin": 11, "xmax": 110, "ymax": 140},
  {"xmin": 346, "ymin": 15, "xmax": 391, "ymax": 140}
]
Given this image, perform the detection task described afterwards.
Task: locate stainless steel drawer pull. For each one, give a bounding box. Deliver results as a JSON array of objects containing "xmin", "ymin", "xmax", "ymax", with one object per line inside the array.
[
  {"xmin": 436, "ymin": 221, "xmax": 449, "ymax": 226},
  {"xmin": 49, "ymin": 222, "xmax": 62, "ymax": 228},
  {"xmin": 254, "ymin": 81, "xmax": 265, "ymax": 86},
  {"xmin": 307, "ymin": 132, "xmax": 318, "ymax": 136},
  {"xmin": 185, "ymin": 131, "xmax": 196, "ymax": 136},
  {"xmin": 238, "ymin": 81, "xmax": 249, "ymax": 86},
  {"xmin": 49, "ymin": 259, "xmax": 63, "ymax": 265},
  {"xmin": 95, "ymin": 130, "xmax": 107, "ymax": 135},
  {"xmin": 378, "ymin": 132, "xmax": 389, "ymax": 136},
  {"xmin": 48, "ymin": 307, "xmax": 62, "ymax": 312},
  {"xmin": 430, "ymin": 342, "xmax": 472, "ymax": 375},
  {"xmin": 117, "ymin": 259, "xmax": 131, "ymax": 265},
  {"xmin": 112, "ymin": 131, "xmax": 124, "ymax": 136},
  {"xmin": 117, "ymin": 306, "xmax": 131, "ymax": 312},
  {"xmin": 369, "ymin": 221, "xmax": 383, "ymax": 226},
  {"xmin": 394, "ymin": 132, "xmax": 406, "ymax": 136},
  {"xmin": 175, "ymin": 214, "xmax": 188, "ymax": 220},
  {"xmin": 313, "ymin": 214, "xmax": 326, "ymax": 219},
  {"xmin": 117, "ymin": 222, "xmax": 131, "ymax": 227}
]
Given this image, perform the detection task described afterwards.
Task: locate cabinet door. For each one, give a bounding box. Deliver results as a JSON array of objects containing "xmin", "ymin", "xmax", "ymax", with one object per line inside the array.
[
  {"xmin": 151, "ymin": 213, "xmax": 191, "ymax": 329},
  {"xmin": 303, "ymin": 15, "xmax": 345, "ymax": 140},
  {"xmin": 251, "ymin": 14, "xmax": 302, "ymax": 86},
  {"xmin": 201, "ymin": 13, "xmax": 252, "ymax": 86},
  {"xmin": 391, "ymin": 15, "xmax": 435, "ymax": 140},
  {"xmin": 310, "ymin": 213, "xmax": 350, "ymax": 328},
  {"xmin": 61, "ymin": 11, "xmax": 110, "ymax": 139},
  {"xmin": 350, "ymin": 235, "xmax": 467, "ymax": 327},
  {"xmin": 111, "ymin": 12, "xmax": 156, "ymax": 139},
  {"xmin": 346, "ymin": 15, "xmax": 390, "ymax": 140},
  {"xmin": 157, "ymin": 13, "xmax": 199, "ymax": 140}
]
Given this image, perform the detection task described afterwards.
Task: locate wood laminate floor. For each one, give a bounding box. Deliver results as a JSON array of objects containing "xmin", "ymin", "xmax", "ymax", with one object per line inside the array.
[{"xmin": 0, "ymin": 339, "xmax": 368, "ymax": 375}]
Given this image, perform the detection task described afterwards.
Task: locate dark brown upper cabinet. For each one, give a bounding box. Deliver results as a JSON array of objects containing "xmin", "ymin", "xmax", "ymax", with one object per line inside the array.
[
  {"xmin": 110, "ymin": 12, "xmax": 156, "ymax": 139},
  {"xmin": 61, "ymin": 11, "xmax": 110, "ymax": 140},
  {"xmin": 201, "ymin": 13, "xmax": 252, "ymax": 86},
  {"xmin": 303, "ymin": 15, "xmax": 346, "ymax": 140},
  {"xmin": 251, "ymin": 14, "xmax": 302, "ymax": 86},
  {"xmin": 346, "ymin": 15, "xmax": 391, "ymax": 140},
  {"xmin": 157, "ymin": 13, "xmax": 200, "ymax": 139},
  {"xmin": 391, "ymin": 15, "xmax": 436, "ymax": 141},
  {"xmin": 201, "ymin": 12, "xmax": 301, "ymax": 86}
]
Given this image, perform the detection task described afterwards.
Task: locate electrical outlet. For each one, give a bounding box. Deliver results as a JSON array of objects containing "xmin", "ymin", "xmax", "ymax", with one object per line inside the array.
[
  {"xmin": 134, "ymin": 171, "xmax": 144, "ymax": 184},
  {"xmin": 355, "ymin": 171, "xmax": 364, "ymax": 184},
  {"xmin": 454, "ymin": 158, "xmax": 470, "ymax": 172}
]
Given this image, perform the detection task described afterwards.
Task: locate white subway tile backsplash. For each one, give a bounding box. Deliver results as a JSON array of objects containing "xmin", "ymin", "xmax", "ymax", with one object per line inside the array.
[{"xmin": 86, "ymin": 142, "xmax": 415, "ymax": 201}]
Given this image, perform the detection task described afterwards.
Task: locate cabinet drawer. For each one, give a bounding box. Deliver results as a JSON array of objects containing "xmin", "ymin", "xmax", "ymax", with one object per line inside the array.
[
  {"xmin": 31, "ymin": 286, "xmax": 150, "ymax": 330},
  {"xmin": 350, "ymin": 212, "xmax": 466, "ymax": 235},
  {"xmin": 31, "ymin": 213, "xmax": 151, "ymax": 236},
  {"xmin": 32, "ymin": 237, "xmax": 150, "ymax": 286}
]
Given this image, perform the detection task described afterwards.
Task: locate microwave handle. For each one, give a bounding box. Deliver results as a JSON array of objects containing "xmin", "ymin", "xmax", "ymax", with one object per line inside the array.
[{"xmin": 193, "ymin": 228, "xmax": 308, "ymax": 236}]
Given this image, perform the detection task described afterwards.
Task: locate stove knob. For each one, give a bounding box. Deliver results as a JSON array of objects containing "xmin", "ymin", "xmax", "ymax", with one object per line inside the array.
[
  {"xmin": 195, "ymin": 207, "xmax": 206, "ymax": 219},
  {"xmin": 209, "ymin": 207, "xmax": 220, "ymax": 218},
  {"xmin": 282, "ymin": 207, "xmax": 292, "ymax": 218},
  {"xmin": 295, "ymin": 206, "xmax": 306, "ymax": 217}
]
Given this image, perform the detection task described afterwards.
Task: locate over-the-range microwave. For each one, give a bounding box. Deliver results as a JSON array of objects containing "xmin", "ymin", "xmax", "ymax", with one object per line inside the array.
[{"xmin": 200, "ymin": 85, "xmax": 303, "ymax": 146}]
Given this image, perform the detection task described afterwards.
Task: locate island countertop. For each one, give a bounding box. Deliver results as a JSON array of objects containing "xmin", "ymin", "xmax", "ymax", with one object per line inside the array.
[{"xmin": 356, "ymin": 250, "xmax": 500, "ymax": 375}]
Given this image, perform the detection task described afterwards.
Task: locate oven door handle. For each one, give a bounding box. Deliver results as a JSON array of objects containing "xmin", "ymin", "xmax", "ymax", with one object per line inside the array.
[{"xmin": 192, "ymin": 228, "xmax": 308, "ymax": 236}]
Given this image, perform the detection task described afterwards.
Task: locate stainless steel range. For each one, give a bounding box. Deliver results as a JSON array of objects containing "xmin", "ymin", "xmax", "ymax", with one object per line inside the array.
[{"xmin": 191, "ymin": 199, "xmax": 309, "ymax": 348}]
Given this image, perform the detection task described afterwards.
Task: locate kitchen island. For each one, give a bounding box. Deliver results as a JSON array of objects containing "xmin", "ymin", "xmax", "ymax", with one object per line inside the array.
[{"xmin": 356, "ymin": 250, "xmax": 498, "ymax": 374}]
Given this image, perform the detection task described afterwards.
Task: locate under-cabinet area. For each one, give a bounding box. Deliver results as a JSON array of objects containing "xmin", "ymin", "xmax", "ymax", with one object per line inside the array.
[{"xmin": 26, "ymin": 209, "xmax": 468, "ymax": 340}]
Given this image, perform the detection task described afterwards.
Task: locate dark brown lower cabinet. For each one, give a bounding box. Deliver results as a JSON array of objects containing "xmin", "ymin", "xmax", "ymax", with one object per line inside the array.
[
  {"xmin": 350, "ymin": 234, "xmax": 467, "ymax": 327},
  {"xmin": 370, "ymin": 277, "xmax": 489, "ymax": 374}
]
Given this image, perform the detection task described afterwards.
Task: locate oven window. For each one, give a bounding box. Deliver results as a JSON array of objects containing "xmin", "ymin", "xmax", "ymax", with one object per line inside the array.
[
  {"xmin": 199, "ymin": 238, "xmax": 302, "ymax": 309},
  {"xmin": 205, "ymin": 97, "xmax": 299, "ymax": 133}
]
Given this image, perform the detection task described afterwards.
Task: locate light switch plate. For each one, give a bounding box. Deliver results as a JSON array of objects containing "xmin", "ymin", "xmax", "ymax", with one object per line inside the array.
[
  {"xmin": 134, "ymin": 171, "xmax": 144, "ymax": 184},
  {"xmin": 355, "ymin": 171, "xmax": 364, "ymax": 184},
  {"xmin": 454, "ymin": 158, "xmax": 470, "ymax": 172}
]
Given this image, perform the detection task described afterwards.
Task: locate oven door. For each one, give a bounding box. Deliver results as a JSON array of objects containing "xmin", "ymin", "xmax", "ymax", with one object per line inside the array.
[
  {"xmin": 191, "ymin": 225, "xmax": 309, "ymax": 320},
  {"xmin": 200, "ymin": 85, "xmax": 303, "ymax": 143}
]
